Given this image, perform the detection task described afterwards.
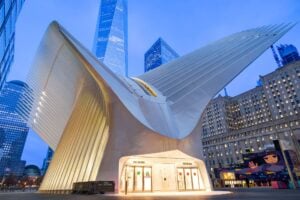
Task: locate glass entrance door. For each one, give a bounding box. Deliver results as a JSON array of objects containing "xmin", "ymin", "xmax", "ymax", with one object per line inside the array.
[
  {"xmin": 184, "ymin": 168, "xmax": 193, "ymax": 190},
  {"xmin": 125, "ymin": 166, "xmax": 134, "ymax": 192},
  {"xmin": 143, "ymin": 167, "xmax": 152, "ymax": 191},
  {"xmin": 191, "ymin": 168, "xmax": 200, "ymax": 190},
  {"xmin": 134, "ymin": 167, "xmax": 143, "ymax": 191},
  {"xmin": 177, "ymin": 168, "xmax": 185, "ymax": 190}
]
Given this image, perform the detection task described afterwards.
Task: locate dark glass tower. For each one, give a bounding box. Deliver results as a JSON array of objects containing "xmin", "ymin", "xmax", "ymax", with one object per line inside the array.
[
  {"xmin": 0, "ymin": 80, "xmax": 29, "ymax": 177},
  {"xmin": 277, "ymin": 44, "xmax": 300, "ymax": 65},
  {"xmin": 41, "ymin": 147, "xmax": 54, "ymax": 175},
  {"xmin": 0, "ymin": 0, "xmax": 25, "ymax": 90},
  {"xmin": 93, "ymin": 0, "xmax": 128, "ymax": 76},
  {"xmin": 144, "ymin": 38, "xmax": 179, "ymax": 72}
]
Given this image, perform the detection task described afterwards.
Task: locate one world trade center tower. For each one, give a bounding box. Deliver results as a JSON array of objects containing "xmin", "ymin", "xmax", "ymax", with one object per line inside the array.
[{"xmin": 93, "ymin": 0, "xmax": 128, "ymax": 76}]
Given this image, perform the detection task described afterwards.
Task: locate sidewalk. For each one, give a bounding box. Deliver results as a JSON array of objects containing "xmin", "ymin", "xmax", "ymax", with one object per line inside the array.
[{"xmin": 217, "ymin": 187, "xmax": 300, "ymax": 192}]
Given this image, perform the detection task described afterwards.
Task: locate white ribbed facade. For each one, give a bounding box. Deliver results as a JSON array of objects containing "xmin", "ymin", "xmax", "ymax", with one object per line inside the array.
[{"xmin": 19, "ymin": 22, "xmax": 295, "ymax": 193}]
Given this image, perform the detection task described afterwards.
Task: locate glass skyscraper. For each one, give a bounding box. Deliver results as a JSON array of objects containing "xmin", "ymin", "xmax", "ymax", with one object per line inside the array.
[
  {"xmin": 144, "ymin": 38, "xmax": 179, "ymax": 72},
  {"xmin": 93, "ymin": 0, "xmax": 128, "ymax": 76},
  {"xmin": 277, "ymin": 44, "xmax": 300, "ymax": 65},
  {"xmin": 0, "ymin": 0, "xmax": 25, "ymax": 90},
  {"xmin": 0, "ymin": 80, "xmax": 29, "ymax": 177},
  {"xmin": 41, "ymin": 147, "xmax": 54, "ymax": 175}
]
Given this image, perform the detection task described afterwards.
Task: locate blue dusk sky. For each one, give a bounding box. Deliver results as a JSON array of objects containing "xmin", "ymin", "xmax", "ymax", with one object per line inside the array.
[{"xmin": 7, "ymin": 0, "xmax": 300, "ymax": 167}]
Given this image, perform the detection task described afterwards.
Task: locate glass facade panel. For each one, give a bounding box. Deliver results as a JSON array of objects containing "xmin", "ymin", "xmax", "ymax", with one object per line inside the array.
[
  {"xmin": 0, "ymin": 3, "xmax": 5, "ymax": 28},
  {"xmin": 5, "ymin": 15, "xmax": 12, "ymax": 44},
  {"xmin": 0, "ymin": 32, "xmax": 4, "ymax": 60},
  {"xmin": 0, "ymin": 0, "xmax": 25, "ymax": 90},
  {"xmin": 5, "ymin": 0, "xmax": 12, "ymax": 16}
]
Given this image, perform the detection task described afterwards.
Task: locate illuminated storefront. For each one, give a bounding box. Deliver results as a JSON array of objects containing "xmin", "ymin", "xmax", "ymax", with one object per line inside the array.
[
  {"xmin": 220, "ymin": 171, "xmax": 246, "ymax": 187},
  {"xmin": 119, "ymin": 150, "xmax": 207, "ymax": 193}
]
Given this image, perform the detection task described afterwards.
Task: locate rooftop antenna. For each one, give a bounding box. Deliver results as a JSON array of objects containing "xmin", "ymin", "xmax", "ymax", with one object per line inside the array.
[
  {"xmin": 271, "ymin": 45, "xmax": 281, "ymax": 68},
  {"xmin": 224, "ymin": 87, "xmax": 228, "ymax": 96}
]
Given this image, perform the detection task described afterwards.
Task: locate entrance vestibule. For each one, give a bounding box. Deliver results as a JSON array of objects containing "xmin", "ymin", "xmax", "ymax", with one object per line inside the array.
[{"xmin": 119, "ymin": 150, "xmax": 208, "ymax": 193}]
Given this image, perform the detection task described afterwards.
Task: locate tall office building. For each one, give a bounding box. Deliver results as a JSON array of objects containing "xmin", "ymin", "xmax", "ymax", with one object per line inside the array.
[
  {"xmin": 41, "ymin": 147, "xmax": 53, "ymax": 175},
  {"xmin": 277, "ymin": 44, "xmax": 300, "ymax": 65},
  {"xmin": 0, "ymin": 80, "xmax": 29, "ymax": 177},
  {"xmin": 93, "ymin": 0, "xmax": 128, "ymax": 76},
  {"xmin": 0, "ymin": 0, "xmax": 25, "ymax": 90},
  {"xmin": 201, "ymin": 59, "xmax": 300, "ymax": 177},
  {"xmin": 144, "ymin": 38, "xmax": 179, "ymax": 72}
]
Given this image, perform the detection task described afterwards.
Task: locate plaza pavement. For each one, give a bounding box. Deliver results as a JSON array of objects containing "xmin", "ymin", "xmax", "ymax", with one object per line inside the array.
[{"xmin": 0, "ymin": 188, "xmax": 300, "ymax": 200}]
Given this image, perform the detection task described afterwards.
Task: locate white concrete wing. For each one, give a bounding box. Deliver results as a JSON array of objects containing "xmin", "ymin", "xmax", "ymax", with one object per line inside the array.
[
  {"xmin": 60, "ymin": 23, "xmax": 296, "ymax": 140},
  {"xmin": 139, "ymin": 23, "xmax": 296, "ymax": 138}
]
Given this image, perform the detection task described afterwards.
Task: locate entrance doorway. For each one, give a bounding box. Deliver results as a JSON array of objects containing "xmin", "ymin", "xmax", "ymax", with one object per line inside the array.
[
  {"xmin": 119, "ymin": 150, "xmax": 210, "ymax": 193},
  {"xmin": 157, "ymin": 163, "xmax": 177, "ymax": 191},
  {"xmin": 177, "ymin": 167, "xmax": 203, "ymax": 191},
  {"xmin": 125, "ymin": 165, "xmax": 152, "ymax": 193}
]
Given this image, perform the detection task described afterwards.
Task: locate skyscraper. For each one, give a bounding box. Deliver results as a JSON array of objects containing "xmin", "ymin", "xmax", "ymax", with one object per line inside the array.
[
  {"xmin": 93, "ymin": 0, "xmax": 128, "ymax": 76},
  {"xmin": 144, "ymin": 38, "xmax": 179, "ymax": 72},
  {"xmin": 277, "ymin": 44, "xmax": 300, "ymax": 65},
  {"xmin": 0, "ymin": 80, "xmax": 29, "ymax": 177},
  {"xmin": 0, "ymin": 0, "xmax": 25, "ymax": 90},
  {"xmin": 41, "ymin": 147, "xmax": 53, "ymax": 175}
]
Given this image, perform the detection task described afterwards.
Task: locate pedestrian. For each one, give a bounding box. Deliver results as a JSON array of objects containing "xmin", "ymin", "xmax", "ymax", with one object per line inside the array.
[{"xmin": 245, "ymin": 178, "xmax": 250, "ymax": 188}]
